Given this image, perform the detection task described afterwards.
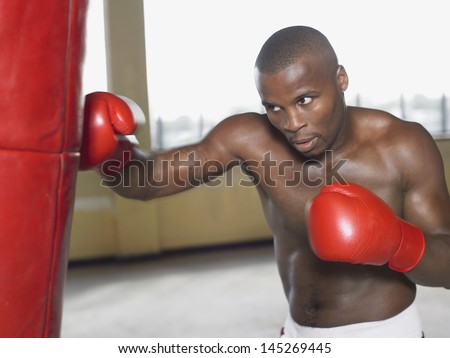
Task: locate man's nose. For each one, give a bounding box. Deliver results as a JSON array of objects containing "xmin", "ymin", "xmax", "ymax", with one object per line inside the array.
[{"xmin": 284, "ymin": 108, "xmax": 306, "ymax": 132}]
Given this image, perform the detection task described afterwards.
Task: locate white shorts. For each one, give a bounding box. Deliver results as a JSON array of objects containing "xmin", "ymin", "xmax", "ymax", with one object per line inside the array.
[{"xmin": 281, "ymin": 301, "xmax": 423, "ymax": 338}]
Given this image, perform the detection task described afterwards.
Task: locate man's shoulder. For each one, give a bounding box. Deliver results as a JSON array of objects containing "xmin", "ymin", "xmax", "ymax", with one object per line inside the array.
[
  {"xmin": 350, "ymin": 106, "xmax": 431, "ymax": 143},
  {"xmin": 199, "ymin": 112, "xmax": 283, "ymax": 160},
  {"xmin": 352, "ymin": 106, "xmax": 439, "ymax": 174},
  {"xmin": 350, "ymin": 106, "xmax": 402, "ymax": 128}
]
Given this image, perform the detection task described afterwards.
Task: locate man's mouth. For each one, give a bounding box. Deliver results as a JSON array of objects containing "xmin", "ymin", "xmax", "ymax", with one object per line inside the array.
[{"xmin": 291, "ymin": 136, "xmax": 319, "ymax": 153}]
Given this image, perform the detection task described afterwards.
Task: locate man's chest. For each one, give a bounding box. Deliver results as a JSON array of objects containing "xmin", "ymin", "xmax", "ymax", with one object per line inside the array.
[{"xmin": 253, "ymin": 149, "xmax": 404, "ymax": 235}]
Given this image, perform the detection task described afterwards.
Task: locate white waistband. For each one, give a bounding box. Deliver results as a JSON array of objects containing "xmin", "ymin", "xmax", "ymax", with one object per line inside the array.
[{"xmin": 282, "ymin": 301, "xmax": 423, "ymax": 338}]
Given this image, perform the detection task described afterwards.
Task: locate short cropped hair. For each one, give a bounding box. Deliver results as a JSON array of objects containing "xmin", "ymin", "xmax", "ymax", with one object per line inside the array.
[{"xmin": 255, "ymin": 26, "xmax": 338, "ymax": 74}]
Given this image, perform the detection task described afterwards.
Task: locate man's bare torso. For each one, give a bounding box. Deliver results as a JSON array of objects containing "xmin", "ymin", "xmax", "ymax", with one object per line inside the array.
[{"xmin": 238, "ymin": 106, "xmax": 416, "ymax": 327}]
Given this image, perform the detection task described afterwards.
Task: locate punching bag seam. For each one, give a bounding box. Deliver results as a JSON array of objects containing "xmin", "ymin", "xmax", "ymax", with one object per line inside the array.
[
  {"xmin": 43, "ymin": 0, "xmax": 86, "ymax": 337},
  {"xmin": 41, "ymin": 0, "xmax": 72, "ymax": 334},
  {"xmin": 42, "ymin": 155, "xmax": 63, "ymax": 337}
]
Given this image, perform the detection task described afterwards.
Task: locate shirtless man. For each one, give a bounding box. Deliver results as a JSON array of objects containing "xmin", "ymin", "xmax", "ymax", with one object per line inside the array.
[{"xmin": 80, "ymin": 26, "xmax": 450, "ymax": 337}]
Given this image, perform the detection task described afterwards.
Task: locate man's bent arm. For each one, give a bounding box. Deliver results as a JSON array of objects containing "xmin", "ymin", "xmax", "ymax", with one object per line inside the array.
[{"xmin": 399, "ymin": 124, "xmax": 450, "ymax": 288}]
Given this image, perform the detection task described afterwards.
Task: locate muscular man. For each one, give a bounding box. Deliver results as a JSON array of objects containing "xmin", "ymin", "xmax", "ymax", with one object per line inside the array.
[{"xmin": 80, "ymin": 26, "xmax": 450, "ymax": 337}]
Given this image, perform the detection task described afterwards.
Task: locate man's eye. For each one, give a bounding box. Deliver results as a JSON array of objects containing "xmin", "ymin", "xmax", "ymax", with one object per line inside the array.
[
  {"xmin": 298, "ymin": 97, "xmax": 313, "ymax": 105},
  {"xmin": 267, "ymin": 105, "xmax": 281, "ymax": 112}
]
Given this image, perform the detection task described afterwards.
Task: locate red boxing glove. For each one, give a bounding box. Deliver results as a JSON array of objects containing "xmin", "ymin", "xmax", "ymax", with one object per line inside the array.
[
  {"xmin": 79, "ymin": 92, "xmax": 143, "ymax": 173},
  {"xmin": 306, "ymin": 182, "xmax": 425, "ymax": 272}
]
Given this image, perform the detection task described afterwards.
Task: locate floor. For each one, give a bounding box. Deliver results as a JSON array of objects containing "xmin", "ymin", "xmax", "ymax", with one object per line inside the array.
[{"xmin": 61, "ymin": 242, "xmax": 450, "ymax": 338}]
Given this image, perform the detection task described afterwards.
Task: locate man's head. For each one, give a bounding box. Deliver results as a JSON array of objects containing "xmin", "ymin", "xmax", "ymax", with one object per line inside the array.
[{"xmin": 254, "ymin": 26, "xmax": 349, "ymax": 158}]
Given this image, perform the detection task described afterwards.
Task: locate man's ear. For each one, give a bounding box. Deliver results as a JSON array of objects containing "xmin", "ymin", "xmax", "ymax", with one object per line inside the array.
[{"xmin": 336, "ymin": 65, "xmax": 349, "ymax": 92}]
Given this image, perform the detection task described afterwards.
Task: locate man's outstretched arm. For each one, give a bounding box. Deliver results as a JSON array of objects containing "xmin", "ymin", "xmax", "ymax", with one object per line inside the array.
[{"xmin": 79, "ymin": 92, "xmax": 249, "ymax": 201}]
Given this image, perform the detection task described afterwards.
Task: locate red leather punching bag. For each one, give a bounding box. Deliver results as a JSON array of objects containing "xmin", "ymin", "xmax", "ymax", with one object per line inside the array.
[{"xmin": 0, "ymin": 0, "xmax": 87, "ymax": 337}]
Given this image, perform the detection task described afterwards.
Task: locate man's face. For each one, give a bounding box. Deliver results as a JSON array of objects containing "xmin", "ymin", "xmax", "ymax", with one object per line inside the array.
[{"xmin": 255, "ymin": 57, "xmax": 348, "ymax": 158}]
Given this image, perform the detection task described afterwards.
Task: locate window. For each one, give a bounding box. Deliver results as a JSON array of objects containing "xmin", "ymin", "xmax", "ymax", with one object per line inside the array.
[
  {"xmin": 82, "ymin": 0, "xmax": 107, "ymax": 96},
  {"xmin": 140, "ymin": 0, "xmax": 449, "ymax": 148}
]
